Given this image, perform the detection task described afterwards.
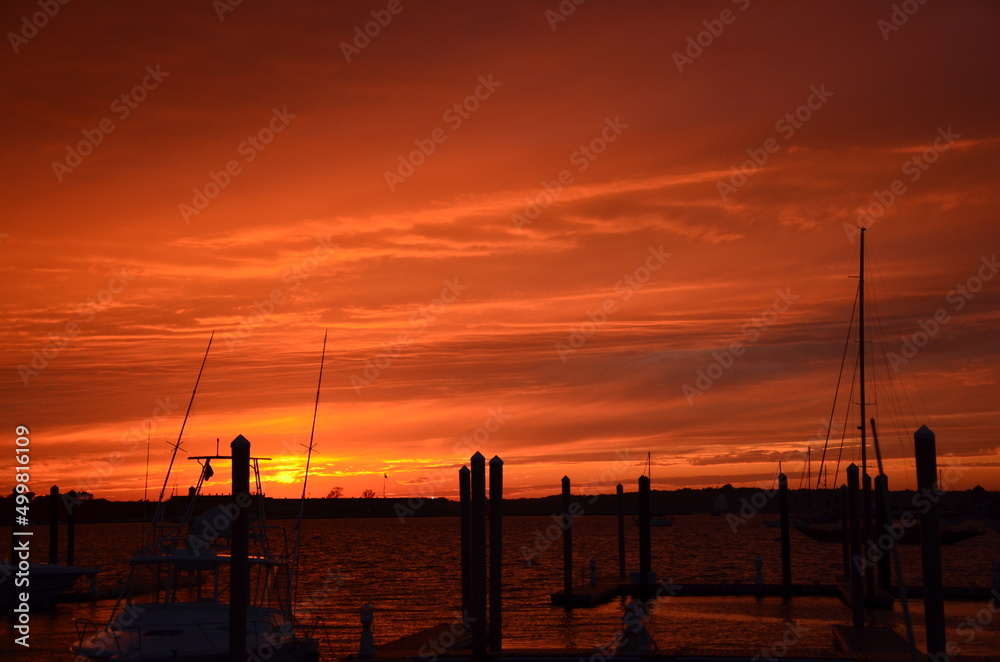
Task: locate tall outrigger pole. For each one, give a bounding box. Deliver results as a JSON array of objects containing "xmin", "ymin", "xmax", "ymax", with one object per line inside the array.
[
  {"xmin": 146, "ymin": 330, "xmax": 214, "ymax": 549},
  {"xmin": 293, "ymin": 330, "xmax": 328, "ymax": 603}
]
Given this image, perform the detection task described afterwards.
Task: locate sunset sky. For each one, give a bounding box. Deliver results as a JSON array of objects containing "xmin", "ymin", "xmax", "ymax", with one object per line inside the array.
[{"xmin": 3, "ymin": 0, "xmax": 998, "ymax": 501}]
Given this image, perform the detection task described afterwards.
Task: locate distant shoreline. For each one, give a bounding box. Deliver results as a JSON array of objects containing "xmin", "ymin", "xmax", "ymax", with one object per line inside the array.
[{"xmin": 3, "ymin": 486, "xmax": 997, "ymax": 525}]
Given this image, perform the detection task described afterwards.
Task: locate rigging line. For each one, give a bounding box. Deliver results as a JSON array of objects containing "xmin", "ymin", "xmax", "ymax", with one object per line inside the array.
[
  {"xmin": 867, "ymin": 241, "xmax": 921, "ymax": 487},
  {"xmin": 870, "ymin": 271, "xmax": 919, "ymax": 432},
  {"xmin": 816, "ymin": 282, "xmax": 860, "ymax": 489},
  {"xmin": 833, "ymin": 349, "xmax": 860, "ymax": 488},
  {"xmin": 875, "ymin": 342, "xmax": 916, "ymax": 488},
  {"xmin": 869, "ymin": 240, "xmax": 930, "ymax": 422}
]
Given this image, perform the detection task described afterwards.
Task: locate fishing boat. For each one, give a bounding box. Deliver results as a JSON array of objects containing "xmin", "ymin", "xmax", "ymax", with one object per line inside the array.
[
  {"xmin": 70, "ymin": 444, "xmax": 320, "ymax": 661},
  {"xmin": 71, "ymin": 333, "xmax": 324, "ymax": 661}
]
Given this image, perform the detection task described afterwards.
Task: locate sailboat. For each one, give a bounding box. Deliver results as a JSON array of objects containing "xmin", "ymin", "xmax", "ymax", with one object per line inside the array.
[
  {"xmin": 764, "ymin": 451, "xmax": 837, "ymax": 528},
  {"xmin": 795, "ymin": 230, "xmax": 983, "ymax": 546},
  {"xmin": 70, "ymin": 333, "xmax": 323, "ymax": 661},
  {"xmin": 711, "ymin": 492, "xmax": 729, "ymax": 516}
]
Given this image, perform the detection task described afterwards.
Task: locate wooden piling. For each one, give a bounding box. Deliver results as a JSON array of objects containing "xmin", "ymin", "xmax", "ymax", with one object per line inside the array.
[
  {"xmin": 66, "ymin": 497, "xmax": 76, "ymax": 566},
  {"xmin": 839, "ymin": 484, "xmax": 850, "ymax": 577},
  {"xmin": 914, "ymin": 425, "xmax": 945, "ymax": 659},
  {"xmin": 638, "ymin": 474, "xmax": 651, "ymax": 590},
  {"xmin": 459, "ymin": 465, "xmax": 471, "ymax": 620},
  {"xmin": 229, "ymin": 435, "xmax": 250, "ymax": 662},
  {"xmin": 488, "ymin": 455, "xmax": 503, "ymax": 654},
  {"xmin": 873, "ymin": 474, "xmax": 891, "ymax": 592},
  {"xmin": 471, "ymin": 452, "xmax": 487, "ymax": 659},
  {"xmin": 561, "ymin": 476, "xmax": 573, "ymax": 601},
  {"xmin": 863, "ymin": 472, "xmax": 875, "ymax": 599},
  {"xmin": 847, "ymin": 464, "xmax": 864, "ymax": 629},
  {"xmin": 49, "ymin": 485, "xmax": 59, "ymax": 564},
  {"xmin": 778, "ymin": 473, "xmax": 791, "ymax": 597},
  {"xmin": 616, "ymin": 483, "xmax": 626, "ymax": 579}
]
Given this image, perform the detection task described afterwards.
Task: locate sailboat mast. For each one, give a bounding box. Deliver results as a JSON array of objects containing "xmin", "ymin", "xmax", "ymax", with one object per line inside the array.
[{"xmin": 859, "ymin": 228, "xmax": 867, "ymax": 478}]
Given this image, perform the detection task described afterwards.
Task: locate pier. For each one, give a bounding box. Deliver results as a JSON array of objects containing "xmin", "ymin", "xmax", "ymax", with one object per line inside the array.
[{"xmin": 364, "ymin": 428, "xmax": 999, "ymax": 662}]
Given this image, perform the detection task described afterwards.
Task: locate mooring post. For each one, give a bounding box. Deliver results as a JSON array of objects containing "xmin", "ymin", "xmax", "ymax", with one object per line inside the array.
[
  {"xmin": 471, "ymin": 452, "xmax": 487, "ymax": 659},
  {"xmin": 638, "ymin": 475, "xmax": 651, "ymax": 591},
  {"xmin": 778, "ymin": 473, "xmax": 792, "ymax": 597},
  {"xmin": 229, "ymin": 435, "xmax": 251, "ymax": 662},
  {"xmin": 359, "ymin": 603, "xmax": 375, "ymax": 658},
  {"xmin": 49, "ymin": 485, "xmax": 59, "ymax": 564},
  {"xmin": 839, "ymin": 484, "xmax": 850, "ymax": 577},
  {"xmin": 616, "ymin": 483, "xmax": 626, "ymax": 579},
  {"xmin": 863, "ymin": 472, "xmax": 875, "ymax": 599},
  {"xmin": 915, "ymin": 426, "xmax": 945, "ymax": 659},
  {"xmin": 459, "ymin": 465, "xmax": 471, "ymax": 619},
  {"xmin": 488, "ymin": 455, "xmax": 503, "ymax": 654},
  {"xmin": 874, "ymin": 474, "xmax": 891, "ymax": 592},
  {"xmin": 562, "ymin": 476, "xmax": 573, "ymax": 601},
  {"xmin": 847, "ymin": 464, "xmax": 864, "ymax": 629},
  {"xmin": 66, "ymin": 495, "xmax": 76, "ymax": 566}
]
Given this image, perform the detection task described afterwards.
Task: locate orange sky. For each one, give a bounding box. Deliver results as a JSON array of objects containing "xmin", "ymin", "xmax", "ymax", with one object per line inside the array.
[{"xmin": 3, "ymin": 0, "xmax": 999, "ymax": 501}]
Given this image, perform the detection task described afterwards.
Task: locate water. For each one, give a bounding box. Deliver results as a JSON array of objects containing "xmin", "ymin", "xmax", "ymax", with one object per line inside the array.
[{"xmin": 4, "ymin": 515, "xmax": 999, "ymax": 660}]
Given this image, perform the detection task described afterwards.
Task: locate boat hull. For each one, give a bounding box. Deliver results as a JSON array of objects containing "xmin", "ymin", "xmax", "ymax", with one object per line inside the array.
[{"xmin": 71, "ymin": 603, "xmax": 318, "ymax": 661}]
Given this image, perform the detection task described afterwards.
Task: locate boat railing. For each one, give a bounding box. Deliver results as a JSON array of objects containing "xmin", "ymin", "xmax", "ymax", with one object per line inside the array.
[{"xmin": 72, "ymin": 617, "xmax": 131, "ymax": 655}]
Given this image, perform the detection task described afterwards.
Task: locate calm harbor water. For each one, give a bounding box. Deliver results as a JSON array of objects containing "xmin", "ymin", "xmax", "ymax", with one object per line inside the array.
[{"xmin": 4, "ymin": 514, "xmax": 999, "ymax": 660}]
